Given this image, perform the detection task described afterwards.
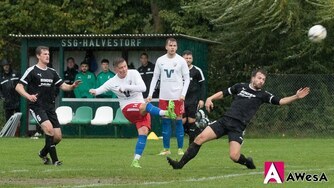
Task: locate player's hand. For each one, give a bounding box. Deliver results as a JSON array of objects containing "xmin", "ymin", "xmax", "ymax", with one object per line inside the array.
[
  {"xmin": 205, "ymin": 98, "xmax": 214, "ymax": 113},
  {"xmin": 118, "ymin": 86, "xmax": 125, "ymax": 93},
  {"xmin": 27, "ymin": 94, "xmax": 38, "ymax": 102},
  {"xmin": 89, "ymin": 89, "xmax": 96, "ymax": 96},
  {"xmin": 146, "ymin": 96, "xmax": 152, "ymax": 103},
  {"xmin": 296, "ymin": 87, "xmax": 310, "ymax": 99},
  {"xmin": 197, "ymin": 100, "xmax": 204, "ymax": 109},
  {"xmin": 180, "ymin": 95, "xmax": 185, "ymax": 102},
  {"xmin": 72, "ymin": 80, "xmax": 82, "ymax": 89}
]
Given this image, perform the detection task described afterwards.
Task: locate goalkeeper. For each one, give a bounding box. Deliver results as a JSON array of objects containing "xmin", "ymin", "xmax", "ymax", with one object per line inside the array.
[{"xmin": 167, "ymin": 68, "xmax": 310, "ymax": 170}]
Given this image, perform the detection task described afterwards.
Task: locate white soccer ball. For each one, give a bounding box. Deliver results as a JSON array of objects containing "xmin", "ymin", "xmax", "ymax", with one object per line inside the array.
[{"xmin": 308, "ymin": 25, "xmax": 327, "ymax": 42}]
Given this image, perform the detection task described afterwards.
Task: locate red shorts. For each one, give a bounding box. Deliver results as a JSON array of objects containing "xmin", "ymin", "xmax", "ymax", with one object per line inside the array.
[
  {"xmin": 122, "ymin": 103, "xmax": 151, "ymax": 130},
  {"xmin": 159, "ymin": 99, "xmax": 184, "ymax": 116}
]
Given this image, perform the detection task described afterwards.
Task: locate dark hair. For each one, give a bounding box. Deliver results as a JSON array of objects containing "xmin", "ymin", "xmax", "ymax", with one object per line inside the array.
[
  {"xmin": 182, "ymin": 50, "xmax": 192, "ymax": 56},
  {"xmin": 80, "ymin": 60, "xmax": 89, "ymax": 66},
  {"xmin": 140, "ymin": 52, "xmax": 148, "ymax": 58},
  {"xmin": 35, "ymin": 46, "xmax": 49, "ymax": 55},
  {"xmin": 165, "ymin": 37, "xmax": 177, "ymax": 45},
  {"xmin": 66, "ymin": 57, "xmax": 75, "ymax": 62},
  {"xmin": 251, "ymin": 68, "xmax": 267, "ymax": 77},
  {"xmin": 113, "ymin": 57, "xmax": 126, "ymax": 67},
  {"xmin": 101, "ymin": 59, "xmax": 109, "ymax": 64},
  {"xmin": 1, "ymin": 59, "xmax": 10, "ymax": 66}
]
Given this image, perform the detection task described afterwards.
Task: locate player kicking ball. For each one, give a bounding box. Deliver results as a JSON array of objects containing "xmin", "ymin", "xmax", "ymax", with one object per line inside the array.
[
  {"xmin": 89, "ymin": 57, "xmax": 176, "ymax": 168},
  {"xmin": 167, "ymin": 68, "xmax": 310, "ymax": 170}
]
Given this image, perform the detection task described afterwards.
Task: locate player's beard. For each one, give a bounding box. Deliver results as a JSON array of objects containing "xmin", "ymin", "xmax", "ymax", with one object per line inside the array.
[{"xmin": 253, "ymin": 82, "xmax": 263, "ymax": 90}]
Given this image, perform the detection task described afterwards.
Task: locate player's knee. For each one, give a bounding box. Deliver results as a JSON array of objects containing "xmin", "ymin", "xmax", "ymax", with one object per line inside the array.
[
  {"xmin": 139, "ymin": 103, "xmax": 147, "ymax": 114},
  {"xmin": 43, "ymin": 127, "xmax": 54, "ymax": 136},
  {"xmin": 54, "ymin": 135, "xmax": 62, "ymax": 142},
  {"xmin": 138, "ymin": 126, "xmax": 149, "ymax": 135},
  {"xmin": 194, "ymin": 133, "xmax": 206, "ymax": 145}
]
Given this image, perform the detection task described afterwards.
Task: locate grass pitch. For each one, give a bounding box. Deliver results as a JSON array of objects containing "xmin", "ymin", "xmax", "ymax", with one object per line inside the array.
[{"xmin": 0, "ymin": 137, "xmax": 333, "ymax": 187}]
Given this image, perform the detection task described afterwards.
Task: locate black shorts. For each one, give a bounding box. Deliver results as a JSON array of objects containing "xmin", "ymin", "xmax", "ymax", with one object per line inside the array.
[
  {"xmin": 29, "ymin": 106, "xmax": 60, "ymax": 128},
  {"xmin": 209, "ymin": 116, "xmax": 245, "ymax": 144},
  {"xmin": 183, "ymin": 102, "xmax": 198, "ymax": 119}
]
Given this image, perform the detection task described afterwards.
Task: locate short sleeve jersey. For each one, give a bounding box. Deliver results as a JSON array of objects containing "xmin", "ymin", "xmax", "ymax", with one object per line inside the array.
[
  {"xmin": 154, "ymin": 54, "xmax": 189, "ymax": 100},
  {"xmin": 19, "ymin": 65, "xmax": 63, "ymax": 108},
  {"xmin": 222, "ymin": 83, "xmax": 281, "ymax": 125}
]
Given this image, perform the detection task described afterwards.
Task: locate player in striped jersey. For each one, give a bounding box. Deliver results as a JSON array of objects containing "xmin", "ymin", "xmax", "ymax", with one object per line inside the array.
[
  {"xmin": 16, "ymin": 46, "xmax": 81, "ymax": 166},
  {"xmin": 167, "ymin": 69, "xmax": 310, "ymax": 170},
  {"xmin": 182, "ymin": 50, "xmax": 206, "ymax": 145}
]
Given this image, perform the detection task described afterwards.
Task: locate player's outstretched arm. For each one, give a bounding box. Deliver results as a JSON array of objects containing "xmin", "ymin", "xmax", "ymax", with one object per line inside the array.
[
  {"xmin": 205, "ymin": 91, "xmax": 224, "ymax": 113},
  {"xmin": 279, "ymin": 87, "xmax": 310, "ymax": 105},
  {"xmin": 60, "ymin": 80, "xmax": 81, "ymax": 91}
]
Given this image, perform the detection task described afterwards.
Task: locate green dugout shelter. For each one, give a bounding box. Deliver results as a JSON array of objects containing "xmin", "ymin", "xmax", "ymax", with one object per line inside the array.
[{"xmin": 9, "ymin": 33, "xmax": 219, "ymax": 137}]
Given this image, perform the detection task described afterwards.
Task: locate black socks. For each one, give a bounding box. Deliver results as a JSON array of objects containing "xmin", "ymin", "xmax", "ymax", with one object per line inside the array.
[
  {"xmin": 178, "ymin": 142, "xmax": 202, "ymax": 167},
  {"xmin": 236, "ymin": 154, "xmax": 248, "ymax": 165},
  {"xmin": 45, "ymin": 135, "xmax": 58, "ymax": 163},
  {"xmin": 188, "ymin": 122, "xmax": 201, "ymax": 145}
]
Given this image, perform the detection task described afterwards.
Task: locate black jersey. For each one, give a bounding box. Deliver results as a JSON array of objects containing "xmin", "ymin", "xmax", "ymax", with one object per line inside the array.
[
  {"xmin": 19, "ymin": 65, "xmax": 63, "ymax": 108},
  {"xmin": 222, "ymin": 83, "xmax": 281, "ymax": 125},
  {"xmin": 0, "ymin": 69, "xmax": 21, "ymax": 110},
  {"xmin": 137, "ymin": 62, "xmax": 159, "ymax": 98},
  {"xmin": 185, "ymin": 65, "xmax": 205, "ymax": 104}
]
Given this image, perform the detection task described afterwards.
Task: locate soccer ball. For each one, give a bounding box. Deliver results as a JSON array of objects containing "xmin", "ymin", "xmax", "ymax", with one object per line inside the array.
[
  {"xmin": 308, "ymin": 25, "xmax": 327, "ymax": 42},
  {"xmin": 195, "ymin": 109, "xmax": 210, "ymax": 129}
]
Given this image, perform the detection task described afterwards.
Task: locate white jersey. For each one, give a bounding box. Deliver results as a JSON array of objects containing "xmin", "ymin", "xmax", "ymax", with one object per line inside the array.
[
  {"xmin": 149, "ymin": 54, "xmax": 190, "ymax": 100},
  {"xmin": 95, "ymin": 69, "xmax": 145, "ymax": 109}
]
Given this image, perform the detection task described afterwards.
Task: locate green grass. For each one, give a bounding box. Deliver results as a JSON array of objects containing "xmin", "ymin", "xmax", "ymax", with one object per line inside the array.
[{"xmin": 0, "ymin": 137, "xmax": 333, "ymax": 187}]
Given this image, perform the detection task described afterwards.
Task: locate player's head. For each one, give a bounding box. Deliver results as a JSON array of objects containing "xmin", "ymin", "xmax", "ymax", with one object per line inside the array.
[
  {"xmin": 113, "ymin": 57, "xmax": 128, "ymax": 78},
  {"xmin": 66, "ymin": 57, "xmax": 75, "ymax": 69},
  {"xmin": 182, "ymin": 50, "xmax": 193, "ymax": 67},
  {"xmin": 250, "ymin": 68, "xmax": 267, "ymax": 90},
  {"xmin": 35, "ymin": 46, "xmax": 50, "ymax": 64},
  {"xmin": 165, "ymin": 38, "xmax": 177, "ymax": 57},
  {"xmin": 80, "ymin": 61, "xmax": 89, "ymax": 73},
  {"xmin": 139, "ymin": 53, "xmax": 149, "ymax": 66},
  {"xmin": 100, "ymin": 59, "xmax": 110, "ymax": 72},
  {"xmin": 1, "ymin": 59, "xmax": 11, "ymax": 73}
]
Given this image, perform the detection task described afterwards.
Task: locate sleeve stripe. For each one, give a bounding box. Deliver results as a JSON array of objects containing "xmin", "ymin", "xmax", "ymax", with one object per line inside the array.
[
  {"xmin": 228, "ymin": 87, "xmax": 232, "ymax": 95},
  {"xmin": 1, "ymin": 80, "xmax": 8, "ymax": 84},
  {"xmin": 20, "ymin": 66, "xmax": 34, "ymax": 85},
  {"xmin": 269, "ymin": 96, "xmax": 274, "ymax": 104},
  {"xmin": 55, "ymin": 79, "xmax": 62, "ymax": 85},
  {"xmin": 194, "ymin": 65, "xmax": 205, "ymax": 82}
]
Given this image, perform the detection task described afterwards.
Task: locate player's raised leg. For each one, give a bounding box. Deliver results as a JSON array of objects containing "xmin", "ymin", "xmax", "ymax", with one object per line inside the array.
[{"xmin": 144, "ymin": 102, "xmax": 176, "ymax": 119}]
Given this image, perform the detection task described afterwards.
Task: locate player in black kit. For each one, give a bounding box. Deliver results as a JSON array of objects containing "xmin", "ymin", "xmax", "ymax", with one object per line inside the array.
[
  {"xmin": 182, "ymin": 50, "xmax": 206, "ymax": 145},
  {"xmin": 167, "ymin": 68, "xmax": 310, "ymax": 169},
  {"xmin": 16, "ymin": 46, "xmax": 81, "ymax": 166},
  {"xmin": 137, "ymin": 52, "xmax": 159, "ymax": 98}
]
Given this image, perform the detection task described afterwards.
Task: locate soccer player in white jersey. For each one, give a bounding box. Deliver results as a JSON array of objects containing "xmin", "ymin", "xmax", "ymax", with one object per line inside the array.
[
  {"xmin": 89, "ymin": 57, "xmax": 176, "ymax": 168},
  {"xmin": 147, "ymin": 38, "xmax": 190, "ymax": 156}
]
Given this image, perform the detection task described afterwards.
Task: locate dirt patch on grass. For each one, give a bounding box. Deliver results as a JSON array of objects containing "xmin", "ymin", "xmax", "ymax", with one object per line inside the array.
[{"xmin": 0, "ymin": 177, "xmax": 134, "ymax": 187}]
